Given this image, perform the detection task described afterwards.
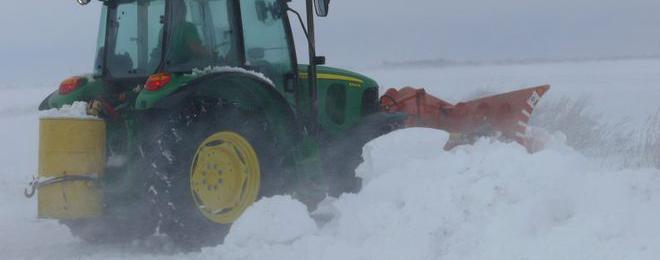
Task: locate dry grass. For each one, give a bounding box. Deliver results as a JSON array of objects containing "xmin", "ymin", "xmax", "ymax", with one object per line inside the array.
[
  {"xmin": 640, "ymin": 110, "xmax": 660, "ymax": 168},
  {"xmin": 531, "ymin": 96, "xmax": 659, "ymax": 169},
  {"xmin": 460, "ymin": 87, "xmax": 659, "ymax": 169}
]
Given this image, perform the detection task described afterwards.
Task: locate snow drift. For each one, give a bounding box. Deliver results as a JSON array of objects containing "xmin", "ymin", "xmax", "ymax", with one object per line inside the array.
[{"xmin": 188, "ymin": 128, "xmax": 660, "ymax": 260}]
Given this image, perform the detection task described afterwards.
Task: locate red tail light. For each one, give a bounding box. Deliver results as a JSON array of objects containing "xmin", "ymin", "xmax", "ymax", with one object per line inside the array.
[
  {"xmin": 59, "ymin": 77, "xmax": 84, "ymax": 95},
  {"xmin": 145, "ymin": 73, "xmax": 172, "ymax": 91}
]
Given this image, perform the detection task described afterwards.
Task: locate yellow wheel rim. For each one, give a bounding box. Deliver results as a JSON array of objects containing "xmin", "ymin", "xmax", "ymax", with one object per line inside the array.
[{"xmin": 190, "ymin": 131, "xmax": 261, "ymax": 224}]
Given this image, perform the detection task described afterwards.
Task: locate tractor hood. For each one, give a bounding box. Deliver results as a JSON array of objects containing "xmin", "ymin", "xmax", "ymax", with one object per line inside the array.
[{"xmin": 298, "ymin": 65, "xmax": 379, "ymax": 90}]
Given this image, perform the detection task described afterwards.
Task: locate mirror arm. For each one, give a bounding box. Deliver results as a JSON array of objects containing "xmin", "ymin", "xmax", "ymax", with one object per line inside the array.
[
  {"xmin": 286, "ymin": 2, "xmax": 324, "ymax": 134},
  {"xmin": 305, "ymin": 0, "xmax": 321, "ymax": 135},
  {"xmin": 286, "ymin": 7, "xmax": 313, "ymax": 52}
]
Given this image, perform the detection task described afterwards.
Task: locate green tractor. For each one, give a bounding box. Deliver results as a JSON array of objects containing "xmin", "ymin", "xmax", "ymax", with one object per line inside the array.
[{"xmin": 31, "ymin": 0, "xmax": 549, "ymax": 249}]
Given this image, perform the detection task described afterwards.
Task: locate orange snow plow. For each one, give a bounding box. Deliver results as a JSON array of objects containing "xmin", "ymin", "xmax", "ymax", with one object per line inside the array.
[{"xmin": 381, "ymin": 85, "xmax": 550, "ymax": 152}]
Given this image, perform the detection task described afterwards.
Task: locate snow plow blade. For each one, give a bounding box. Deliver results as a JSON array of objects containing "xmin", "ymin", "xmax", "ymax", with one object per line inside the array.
[{"xmin": 380, "ymin": 85, "xmax": 550, "ymax": 151}]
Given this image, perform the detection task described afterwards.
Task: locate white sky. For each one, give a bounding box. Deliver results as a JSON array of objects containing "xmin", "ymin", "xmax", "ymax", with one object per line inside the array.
[
  {"xmin": 0, "ymin": 0, "xmax": 658, "ymax": 87},
  {"xmin": 302, "ymin": 0, "xmax": 660, "ymax": 65}
]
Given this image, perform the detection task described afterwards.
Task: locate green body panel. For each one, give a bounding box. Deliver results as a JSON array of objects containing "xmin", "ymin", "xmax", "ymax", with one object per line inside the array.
[
  {"xmin": 298, "ymin": 65, "xmax": 380, "ymax": 136},
  {"xmin": 134, "ymin": 65, "xmax": 381, "ymax": 140},
  {"xmin": 37, "ymin": 64, "xmax": 381, "ymax": 200},
  {"xmin": 135, "ymin": 71, "xmax": 298, "ymax": 148}
]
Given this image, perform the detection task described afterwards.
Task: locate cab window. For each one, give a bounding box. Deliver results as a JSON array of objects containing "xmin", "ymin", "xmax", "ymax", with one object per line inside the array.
[
  {"xmin": 106, "ymin": 0, "xmax": 165, "ymax": 78},
  {"xmin": 240, "ymin": 0, "xmax": 295, "ymax": 90},
  {"xmin": 164, "ymin": 0, "xmax": 240, "ymax": 71}
]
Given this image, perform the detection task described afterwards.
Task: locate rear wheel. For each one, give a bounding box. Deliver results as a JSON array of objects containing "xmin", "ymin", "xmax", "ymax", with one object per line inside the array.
[
  {"xmin": 143, "ymin": 101, "xmax": 284, "ymax": 249},
  {"xmin": 189, "ymin": 131, "xmax": 261, "ymax": 224}
]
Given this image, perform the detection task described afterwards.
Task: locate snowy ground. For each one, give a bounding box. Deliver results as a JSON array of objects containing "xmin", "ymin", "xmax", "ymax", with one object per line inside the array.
[{"xmin": 1, "ymin": 59, "xmax": 659, "ymax": 259}]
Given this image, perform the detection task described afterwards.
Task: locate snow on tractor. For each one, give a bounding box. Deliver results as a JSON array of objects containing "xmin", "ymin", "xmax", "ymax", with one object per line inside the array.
[{"xmin": 27, "ymin": 0, "xmax": 549, "ymax": 249}]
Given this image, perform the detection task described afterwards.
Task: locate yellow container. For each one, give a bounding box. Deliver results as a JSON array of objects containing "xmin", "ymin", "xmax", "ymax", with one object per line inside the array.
[{"xmin": 38, "ymin": 118, "xmax": 106, "ymax": 219}]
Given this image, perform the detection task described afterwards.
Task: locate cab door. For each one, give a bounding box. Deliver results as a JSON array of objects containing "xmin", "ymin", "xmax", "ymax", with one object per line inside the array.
[{"xmin": 239, "ymin": 0, "xmax": 297, "ymax": 99}]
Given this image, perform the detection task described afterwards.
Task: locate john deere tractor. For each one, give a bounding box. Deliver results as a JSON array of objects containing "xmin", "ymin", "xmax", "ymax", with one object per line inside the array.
[
  {"xmin": 32, "ymin": 0, "xmax": 549, "ymax": 249},
  {"xmin": 33, "ymin": 0, "xmax": 397, "ymax": 248}
]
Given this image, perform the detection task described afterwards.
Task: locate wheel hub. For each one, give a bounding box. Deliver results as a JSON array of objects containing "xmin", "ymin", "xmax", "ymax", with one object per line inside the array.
[{"xmin": 190, "ymin": 132, "xmax": 260, "ymax": 224}]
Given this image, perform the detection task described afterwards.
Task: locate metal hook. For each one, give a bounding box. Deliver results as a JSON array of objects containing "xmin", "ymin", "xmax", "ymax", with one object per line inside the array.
[{"xmin": 24, "ymin": 178, "xmax": 38, "ymax": 198}]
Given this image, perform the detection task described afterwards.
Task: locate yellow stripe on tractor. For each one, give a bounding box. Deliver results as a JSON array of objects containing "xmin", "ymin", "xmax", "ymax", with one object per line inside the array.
[{"xmin": 299, "ymin": 72, "xmax": 365, "ymax": 86}]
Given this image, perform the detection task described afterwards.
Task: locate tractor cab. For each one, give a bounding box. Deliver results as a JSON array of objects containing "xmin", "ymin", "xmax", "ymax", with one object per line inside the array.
[{"xmin": 93, "ymin": 0, "xmax": 297, "ymax": 91}]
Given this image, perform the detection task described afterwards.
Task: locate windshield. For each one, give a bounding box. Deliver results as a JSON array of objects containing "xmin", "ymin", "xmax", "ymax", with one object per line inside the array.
[
  {"xmin": 98, "ymin": 0, "xmax": 165, "ymax": 79},
  {"xmin": 164, "ymin": 0, "xmax": 241, "ymax": 72}
]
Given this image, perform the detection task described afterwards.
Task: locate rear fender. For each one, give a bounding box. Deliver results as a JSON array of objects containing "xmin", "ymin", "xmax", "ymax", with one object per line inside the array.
[
  {"xmin": 136, "ymin": 71, "xmax": 300, "ymax": 148},
  {"xmin": 39, "ymin": 76, "xmax": 108, "ymax": 110}
]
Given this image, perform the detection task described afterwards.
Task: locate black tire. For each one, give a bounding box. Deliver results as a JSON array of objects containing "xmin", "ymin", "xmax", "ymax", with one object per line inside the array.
[{"xmin": 142, "ymin": 100, "xmax": 285, "ymax": 250}]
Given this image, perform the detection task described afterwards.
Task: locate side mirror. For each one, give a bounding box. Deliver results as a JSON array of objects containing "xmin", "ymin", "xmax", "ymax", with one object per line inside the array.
[
  {"xmin": 77, "ymin": 0, "xmax": 91, "ymax": 5},
  {"xmin": 314, "ymin": 0, "xmax": 330, "ymax": 17}
]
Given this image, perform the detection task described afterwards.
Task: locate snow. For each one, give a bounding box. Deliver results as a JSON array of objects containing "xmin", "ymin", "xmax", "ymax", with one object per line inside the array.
[
  {"xmin": 224, "ymin": 196, "xmax": 317, "ymax": 246},
  {"xmin": 191, "ymin": 128, "xmax": 660, "ymax": 260},
  {"xmin": 190, "ymin": 66, "xmax": 275, "ymax": 86},
  {"xmin": 1, "ymin": 59, "xmax": 659, "ymax": 259},
  {"xmin": 40, "ymin": 101, "xmax": 98, "ymax": 119}
]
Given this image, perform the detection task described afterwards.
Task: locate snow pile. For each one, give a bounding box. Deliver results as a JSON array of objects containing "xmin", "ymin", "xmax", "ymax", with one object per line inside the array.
[
  {"xmin": 195, "ymin": 128, "xmax": 660, "ymax": 260},
  {"xmin": 40, "ymin": 101, "xmax": 97, "ymax": 119},
  {"xmin": 225, "ymin": 196, "xmax": 317, "ymax": 246},
  {"xmin": 190, "ymin": 66, "xmax": 274, "ymax": 86}
]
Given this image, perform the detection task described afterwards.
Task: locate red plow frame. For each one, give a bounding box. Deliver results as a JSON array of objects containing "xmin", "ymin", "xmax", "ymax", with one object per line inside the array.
[{"xmin": 380, "ymin": 85, "xmax": 550, "ymax": 151}]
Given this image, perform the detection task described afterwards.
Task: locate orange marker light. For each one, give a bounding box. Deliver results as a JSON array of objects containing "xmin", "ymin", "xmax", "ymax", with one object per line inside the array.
[
  {"xmin": 58, "ymin": 77, "xmax": 84, "ymax": 95},
  {"xmin": 145, "ymin": 73, "xmax": 172, "ymax": 91}
]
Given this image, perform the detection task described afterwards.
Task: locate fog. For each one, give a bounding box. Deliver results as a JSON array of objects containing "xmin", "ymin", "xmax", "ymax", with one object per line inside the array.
[{"xmin": 1, "ymin": 0, "xmax": 658, "ymax": 87}]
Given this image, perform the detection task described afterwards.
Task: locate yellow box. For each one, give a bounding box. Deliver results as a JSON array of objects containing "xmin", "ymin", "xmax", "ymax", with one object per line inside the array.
[{"xmin": 38, "ymin": 118, "xmax": 106, "ymax": 219}]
